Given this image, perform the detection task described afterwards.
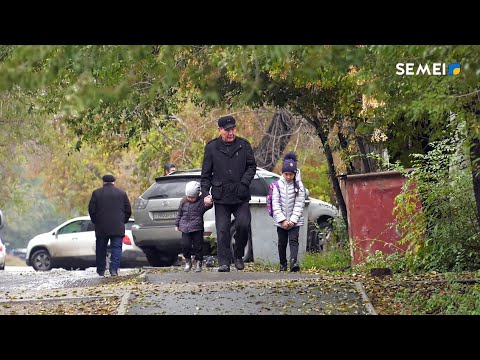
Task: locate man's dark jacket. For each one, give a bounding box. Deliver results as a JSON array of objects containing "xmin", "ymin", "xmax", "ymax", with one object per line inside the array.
[
  {"xmin": 88, "ymin": 183, "xmax": 132, "ymax": 237},
  {"xmin": 201, "ymin": 136, "xmax": 257, "ymax": 204}
]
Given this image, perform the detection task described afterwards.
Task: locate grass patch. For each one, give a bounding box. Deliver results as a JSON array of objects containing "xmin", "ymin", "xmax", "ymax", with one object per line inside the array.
[
  {"xmin": 396, "ymin": 278, "xmax": 480, "ymax": 315},
  {"xmin": 302, "ymin": 245, "xmax": 351, "ymax": 271}
]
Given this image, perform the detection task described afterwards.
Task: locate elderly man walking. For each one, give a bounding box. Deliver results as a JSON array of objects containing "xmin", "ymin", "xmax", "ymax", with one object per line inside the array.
[
  {"xmin": 201, "ymin": 115, "xmax": 257, "ymax": 272},
  {"xmin": 88, "ymin": 174, "xmax": 132, "ymax": 277}
]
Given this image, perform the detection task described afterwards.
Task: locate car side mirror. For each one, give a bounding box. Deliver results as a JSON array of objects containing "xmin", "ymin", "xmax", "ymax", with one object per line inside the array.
[
  {"xmin": 305, "ymin": 188, "xmax": 310, "ymax": 199},
  {"xmin": 0, "ymin": 209, "xmax": 4, "ymax": 230},
  {"xmin": 53, "ymin": 231, "xmax": 58, "ymax": 239}
]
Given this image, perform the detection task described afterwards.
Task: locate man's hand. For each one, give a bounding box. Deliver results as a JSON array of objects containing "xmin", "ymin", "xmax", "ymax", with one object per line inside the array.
[
  {"xmin": 175, "ymin": 226, "xmax": 179, "ymax": 232},
  {"xmin": 204, "ymin": 195, "xmax": 213, "ymax": 206}
]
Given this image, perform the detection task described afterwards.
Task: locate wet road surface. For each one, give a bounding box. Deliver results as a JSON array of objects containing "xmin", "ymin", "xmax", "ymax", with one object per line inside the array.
[
  {"xmin": 0, "ymin": 266, "xmax": 373, "ymax": 315},
  {"xmin": 125, "ymin": 270, "xmax": 370, "ymax": 315},
  {"xmin": 0, "ymin": 266, "xmax": 137, "ymax": 291}
]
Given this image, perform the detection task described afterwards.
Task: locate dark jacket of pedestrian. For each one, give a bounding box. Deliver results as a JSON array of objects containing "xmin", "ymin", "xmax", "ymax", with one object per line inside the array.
[
  {"xmin": 201, "ymin": 136, "xmax": 257, "ymax": 204},
  {"xmin": 88, "ymin": 182, "xmax": 132, "ymax": 237}
]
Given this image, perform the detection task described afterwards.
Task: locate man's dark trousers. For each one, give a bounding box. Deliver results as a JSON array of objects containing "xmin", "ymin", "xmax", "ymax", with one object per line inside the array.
[
  {"xmin": 215, "ymin": 202, "xmax": 251, "ymax": 266},
  {"xmin": 96, "ymin": 235, "xmax": 123, "ymax": 273}
]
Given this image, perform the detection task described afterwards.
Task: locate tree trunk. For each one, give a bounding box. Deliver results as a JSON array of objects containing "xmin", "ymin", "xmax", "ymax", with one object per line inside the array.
[
  {"xmin": 253, "ymin": 108, "xmax": 295, "ymax": 171},
  {"xmin": 295, "ymin": 111, "xmax": 349, "ymax": 237},
  {"xmin": 356, "ymin": 135, "xmax": 372, "ymax": 173},
  {"xmin": 316, "ymin": 122, "xmax": 349, "ymax": 234},
  {"xmin": 337, "ymin": 132, "xmax": 355, "ymax": 173},
  {"xmin": 470, "ymin": 137, "xmax": 480, "ymax": 227}
]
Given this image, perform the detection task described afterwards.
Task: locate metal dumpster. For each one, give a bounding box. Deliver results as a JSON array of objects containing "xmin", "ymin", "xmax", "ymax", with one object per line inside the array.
[
  {"xmin": 339, "ymin": 171, "xmax": 416, "ymax": 267},
  {"xmin": 250, "ymin": 198, "xmax": 309, "ymax": 265}
]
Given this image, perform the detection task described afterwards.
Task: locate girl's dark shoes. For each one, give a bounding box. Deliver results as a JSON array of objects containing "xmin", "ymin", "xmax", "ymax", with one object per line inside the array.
[{"xmin": 290, "ymin": 260, "xmax": 300, "ymax": 272}]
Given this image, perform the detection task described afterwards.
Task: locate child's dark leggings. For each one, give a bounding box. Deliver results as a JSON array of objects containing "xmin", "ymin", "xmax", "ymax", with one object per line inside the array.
[
  {"xmin": 182, "ymin": 230, "xmax": 204, "ymax": 261},
  {"xmin": 277, "ymin": 226, "xmax": 300, "ymax": 266}
]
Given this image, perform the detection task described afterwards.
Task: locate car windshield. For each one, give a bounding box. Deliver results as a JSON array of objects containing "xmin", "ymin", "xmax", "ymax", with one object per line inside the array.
[
  {"xmin": 250, "ymin": 176, "xmax": 269, "ymax": 197},
  {"xmin": 260, "ymin": 174, "xmax": 280, "ymax": 186},
  {"xmin": 142, "ymin": 177, "xmax": 200, "ymax": 199}
]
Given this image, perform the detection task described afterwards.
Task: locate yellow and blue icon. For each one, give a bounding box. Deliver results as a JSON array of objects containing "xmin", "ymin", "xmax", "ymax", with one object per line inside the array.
[{"xmin": 448, "ymin": 63, "xmax": 461, "ymax": 76}]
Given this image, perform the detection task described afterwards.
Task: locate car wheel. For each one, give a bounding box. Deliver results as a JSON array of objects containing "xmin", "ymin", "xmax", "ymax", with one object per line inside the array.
[
  {"xmin": 307, "ymin": 219, "xmax": 333, "ymax": 252},
  {"xmin": 31, "ymin": 249, "xmax": 53, "ymax": 271},
  {"xmin": 143, "ymin": 248, "xmax": 178, "ymax": 267},
  {"xmin": 230, "ymin": 222, "xmax": 254, "ymax": 262}
]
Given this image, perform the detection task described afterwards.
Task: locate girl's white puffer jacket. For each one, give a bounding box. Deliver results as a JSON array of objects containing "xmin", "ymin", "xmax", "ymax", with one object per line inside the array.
[{"xmin": 272, "ymin": 176, "xmax": 305, "ymax": 227}]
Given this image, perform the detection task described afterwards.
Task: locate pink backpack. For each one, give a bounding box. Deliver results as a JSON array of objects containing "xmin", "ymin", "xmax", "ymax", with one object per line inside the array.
[{"xmin": 266, "ymin": 181, "xmax": 280, "ymax": 217}]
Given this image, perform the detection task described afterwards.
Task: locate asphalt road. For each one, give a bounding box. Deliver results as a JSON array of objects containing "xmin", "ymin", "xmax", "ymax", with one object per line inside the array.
[{"xmin": 0, "ymin": 266, "xmax": 136, "ymax": 291}]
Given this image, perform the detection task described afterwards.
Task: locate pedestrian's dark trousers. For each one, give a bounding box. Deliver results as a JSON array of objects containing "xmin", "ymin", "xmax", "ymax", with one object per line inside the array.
[
  {"xmin": 277, "ymin": 226, "xmax": 300, "ymax": 266},
  {"xmin": 182, "ymin": 230, "xmax": 204, "ymax": 261},
  {"xmin": 215, "ymin": 202, "xmax": 251, "ymax": 266},
  {"xmin": 96, "ymin": 235, "xmax": 123, "ymax": 272}
]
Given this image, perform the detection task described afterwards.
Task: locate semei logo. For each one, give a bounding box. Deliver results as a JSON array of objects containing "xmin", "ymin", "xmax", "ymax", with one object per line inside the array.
[
  {"xmin": 448, "ymin": 63, "xmax": 461, "ymax": 76},
  {"xmin": 396, "ymin": 62, "xmax": 461, "ymax": 76}
]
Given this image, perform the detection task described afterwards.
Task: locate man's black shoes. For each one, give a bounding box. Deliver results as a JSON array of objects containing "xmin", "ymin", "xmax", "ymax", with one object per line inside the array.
[
  {"xmin": 218, "ymin": 264, "xmax": 230, "ymax": 272},
  {"xmin": 234, "ymin": 258, "xmax": 245, "ymax": 270},
  {"xmin": 110, "ymin": 269, "xmax": 118, "ymax": 276}
]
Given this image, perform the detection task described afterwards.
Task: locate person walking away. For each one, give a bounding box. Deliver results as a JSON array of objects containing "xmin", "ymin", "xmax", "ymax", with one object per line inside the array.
[
  {"xmin": 201, "ymin": 115, "xmax": 257, "ymax": 272},
  {"xmin": 175, "ymin": 181, "xmax": 213, "ymax": 272},
  {"xmin": 164, "ymin": 163, "xmax": 176, "ymax": 175},
  {"xmin": 271, "ymin": 153, "xmax": 305, "ymax": 272},
  {"xmin": 88, "ymin": 174, "xmax": 132, "ymax": 276}
]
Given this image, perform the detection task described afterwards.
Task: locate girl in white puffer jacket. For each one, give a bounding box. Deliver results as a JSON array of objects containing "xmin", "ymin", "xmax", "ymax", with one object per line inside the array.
[{"xmin": 271, "ymin": 153, "xmax": 305, "ymax": 272}]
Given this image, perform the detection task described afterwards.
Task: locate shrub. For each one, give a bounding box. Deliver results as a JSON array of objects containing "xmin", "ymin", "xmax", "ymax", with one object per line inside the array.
[{"xmin": 393, "ymin": 138, "xmax": 480, "ymax": 272}]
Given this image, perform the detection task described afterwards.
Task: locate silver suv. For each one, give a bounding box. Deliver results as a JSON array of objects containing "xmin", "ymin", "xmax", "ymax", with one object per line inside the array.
[{"xmin": 132, "ymin": 168, "xmax": 338, "ymax": 267}]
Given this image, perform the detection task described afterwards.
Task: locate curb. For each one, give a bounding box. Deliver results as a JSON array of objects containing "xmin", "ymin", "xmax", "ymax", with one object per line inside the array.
[
  {"xmin": 354, "ymin": 281, "xmax": 378, "ymax": 315},
  {"xmin": 116, "ymin": 291, "xmax": 131, "ymax": 315},
  {"xmin": 0, "ymin": 294, "xmax": 117, "ymax": 303}
]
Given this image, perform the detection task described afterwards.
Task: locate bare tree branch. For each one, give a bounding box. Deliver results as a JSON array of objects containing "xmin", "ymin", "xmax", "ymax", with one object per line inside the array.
[{"xmin": 253, "ymin": 108, "xmax": 297, "ymax": 171}]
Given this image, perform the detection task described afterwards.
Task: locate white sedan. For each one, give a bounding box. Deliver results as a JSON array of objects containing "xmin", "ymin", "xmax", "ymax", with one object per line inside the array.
[{"xmin": 26, "ymin": 216, "xmax": 148, "ymax": 271}]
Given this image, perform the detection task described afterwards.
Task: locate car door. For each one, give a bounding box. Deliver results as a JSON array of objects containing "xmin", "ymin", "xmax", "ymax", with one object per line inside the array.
[
  {"xmin": 51, "ymin": 220, "xmax": 92, "ymax": 258},
  {"xmin": 76, "ymin": 220, "xmax": 97, "ymax": 258}
]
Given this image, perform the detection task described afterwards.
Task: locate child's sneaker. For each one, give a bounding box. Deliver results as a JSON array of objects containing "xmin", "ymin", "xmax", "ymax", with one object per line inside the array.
[
  {"xmin": 195, "ymin": 260, "xmax": 202, "ymax": 272},
  {"xmin": 184, "ymin": 259, "xmax": 192, "ymax": 272}
]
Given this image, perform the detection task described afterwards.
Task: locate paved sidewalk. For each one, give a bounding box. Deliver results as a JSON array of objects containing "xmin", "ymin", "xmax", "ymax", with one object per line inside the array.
[
  {"xmin": 0, "ymin": 267, "xmax": 375, "ymax": 315},
  {"xmin": 124, "ymin": 270, "xmax": 372, "ymax": 315}
]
